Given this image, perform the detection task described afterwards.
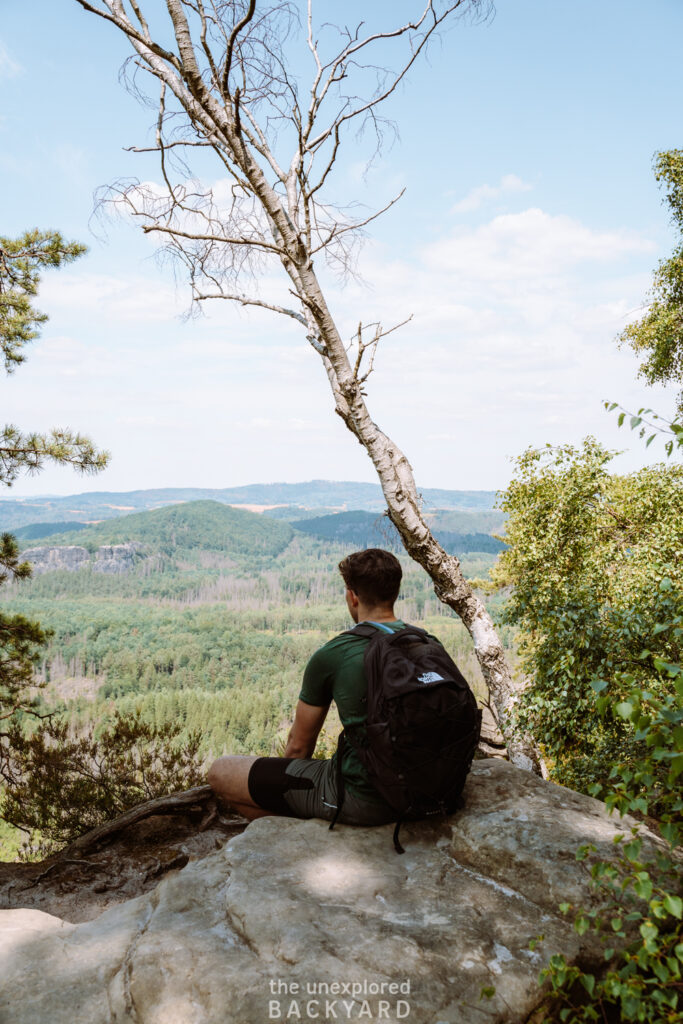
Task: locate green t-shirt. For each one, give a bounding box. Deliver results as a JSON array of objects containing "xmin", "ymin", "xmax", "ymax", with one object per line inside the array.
[{"xmin": 299, "ymin": 620, "xmax": 408, "ymax": 806}]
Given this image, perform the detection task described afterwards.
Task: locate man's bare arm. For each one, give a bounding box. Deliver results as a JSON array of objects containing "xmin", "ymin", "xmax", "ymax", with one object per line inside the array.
[{"xmin": 284, "ymin": 700, "xmax": 329, "ymax": 758}]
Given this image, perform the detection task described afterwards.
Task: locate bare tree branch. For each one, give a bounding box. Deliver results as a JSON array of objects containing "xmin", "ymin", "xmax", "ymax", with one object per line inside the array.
[
  {"xmin": 194, "ymin": 289, "xmax": 307, "ymax": 325},
  {"xmin": 311, "ymin": 189, "xmax": 406, "ymax": 254},
  {"xmin": 140, "ymin": 223, "xmax": 285, "ymax": 255},
  {"xmin": 124, "ymin": 139, "xmax": 215, "ymax": 152},
  {"xmin": 222, "ymin": 0, "xmax": 257, "ymax": 96}
]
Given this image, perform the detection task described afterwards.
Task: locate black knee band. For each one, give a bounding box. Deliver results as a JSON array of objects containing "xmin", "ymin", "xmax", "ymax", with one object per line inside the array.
[{"xmin": 247, "ymin": 757, "xmax": 315, "ymax": 816}]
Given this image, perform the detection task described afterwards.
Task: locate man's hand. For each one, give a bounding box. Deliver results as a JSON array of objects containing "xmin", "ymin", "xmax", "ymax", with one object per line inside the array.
[{"xmin": 284, "ymin": 700, "xmax": 329, "ymax": 759}]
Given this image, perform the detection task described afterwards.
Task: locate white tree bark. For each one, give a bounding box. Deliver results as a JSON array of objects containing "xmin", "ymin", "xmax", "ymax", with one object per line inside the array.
[{"xmin": 73, "ymin": 0, "xmax": 542, "ymax": 772}]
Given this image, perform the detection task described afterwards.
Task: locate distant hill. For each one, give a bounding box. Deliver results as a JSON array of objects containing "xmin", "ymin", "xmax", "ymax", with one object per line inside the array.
[
  {"xmin": 0, "ymin": 481, "xmax": 499, "ymax": 530},
  {"xmin": 292, "ymin": 511, "xmax": 506, "ymax": 555},
  {"xmin": 22, "ymin": 501, "xmax": 293, "ymax": 560},
  {"xmin": 12, "ymin": 521, "xmax": 88, "ymax": 541},
  {"xmin": 425, "ymin": 509, "xmax": 506, "ymax": 535},
  {"xmin": 293, "ymin": 511, "xmax": 399, "ymax": 547}
]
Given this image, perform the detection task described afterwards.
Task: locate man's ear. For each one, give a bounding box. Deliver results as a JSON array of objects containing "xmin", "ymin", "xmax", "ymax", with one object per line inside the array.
[{"xmin": 346, "ymin": 588, "xmax": 360, "ymax": 608}]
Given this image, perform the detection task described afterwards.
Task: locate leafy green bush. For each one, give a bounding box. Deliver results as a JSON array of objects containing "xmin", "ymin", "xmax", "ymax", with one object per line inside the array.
[
  {"xmin": 538, "ymin": 586, "xmax": 682, "ymax": 1022},
  {"xmin": 494, "ymin": 439, "xmax": 682, "ymax": 793}
]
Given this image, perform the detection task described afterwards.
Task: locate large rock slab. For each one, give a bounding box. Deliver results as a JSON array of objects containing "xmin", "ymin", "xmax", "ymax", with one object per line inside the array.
[{"xmin": 0, "ymin": 761, "xmax": 661, "ymax": 1024}]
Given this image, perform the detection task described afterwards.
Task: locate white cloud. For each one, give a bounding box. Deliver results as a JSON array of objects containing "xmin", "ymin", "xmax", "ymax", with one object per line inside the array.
[
  {"xmin": 7, "ymin": 198, "xmax": 673, "ymax": 495},
  {"xmin": 40, "ymin": 272, "xmax": 185, "ymax": 323},
  {"xmin": 317, "ymin": 208, "xmax": 655, "ymax": 353},
  {"xmin": 0, "ymin": 41, "xmax": 22, "ymax": 79},
  {"xmin": 451, "ymin": 174, "xmax": 532, "ymax": 213},
  {"xmin": 423, "ymin": 208, "xmax": 655, "ymax": 283}
]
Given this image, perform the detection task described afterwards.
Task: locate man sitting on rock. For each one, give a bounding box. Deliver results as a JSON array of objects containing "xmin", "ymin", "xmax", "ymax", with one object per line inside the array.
[{"xmin": 207, "ymin": 548, "xmax": 407, "ymax": 826}]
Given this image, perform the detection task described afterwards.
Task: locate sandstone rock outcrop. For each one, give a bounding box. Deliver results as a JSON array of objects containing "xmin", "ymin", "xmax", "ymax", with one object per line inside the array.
[
  {"xmin": 0, "ymin": 760, "xmax": 662, "ymax": 1024},
  {"xmin": 20, "ymin": 544, "xmax": 90, "ymax": 573},
  {"xmin": 20, "ymin": 543, "xmax": 141, "ymax": 575},
  {"xmin": 93, "ymin": 543, "xmax": 140, "ymax": 574}
]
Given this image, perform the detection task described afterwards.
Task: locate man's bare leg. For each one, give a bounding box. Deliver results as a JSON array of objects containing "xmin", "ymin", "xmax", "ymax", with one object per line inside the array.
[{"xmin": 207, "ymin": 755, "xmax": 273, "ymax": 820}]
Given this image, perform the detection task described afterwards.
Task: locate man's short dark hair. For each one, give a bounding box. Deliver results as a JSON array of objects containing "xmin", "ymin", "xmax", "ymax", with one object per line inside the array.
[{"xmin": 338, "ymin": 548, "xmax": 402, "ymax": 606}]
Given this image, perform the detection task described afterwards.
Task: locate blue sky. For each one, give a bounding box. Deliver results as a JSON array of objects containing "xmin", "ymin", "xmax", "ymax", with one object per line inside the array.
[{"xmin": 1, "ymin": 0, "xmax": 682, "ymax": 496}]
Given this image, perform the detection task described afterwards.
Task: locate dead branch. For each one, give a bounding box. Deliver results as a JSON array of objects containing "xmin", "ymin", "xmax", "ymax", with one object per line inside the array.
[
  {"xmin": 23, "ymin": 858, "xmax": 101, "ymax": 889},
  {"xmin": 194, "ymin": 289, "xmax": 307, "ymax": 325},
  {"xmin": 311, "ymin": 189, "xmax": 406, "ymax": 254},
  {"xmin": 61, "ymin": 784, "xmax": 216, "ymax": 858},
  {"xmin": 140, "ymin": 223, "xmax": 285, "ymax": 254},
  {"xmin": 222, "ymin": 0, "xmax": 257, "ymax": 96},
  {"xmin": 351, "ymin": 316, "xmax": 413, "ymax": 382}
]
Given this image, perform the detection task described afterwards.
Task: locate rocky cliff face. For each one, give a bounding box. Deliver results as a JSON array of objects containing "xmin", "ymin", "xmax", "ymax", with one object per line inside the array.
[
  {"xmin": 0, "ymin": 761, "xmax": 665, "ymax": 1024},
  {"xmin": 21, "ymin": 543, "xmax": 141, "ymax": 575}
]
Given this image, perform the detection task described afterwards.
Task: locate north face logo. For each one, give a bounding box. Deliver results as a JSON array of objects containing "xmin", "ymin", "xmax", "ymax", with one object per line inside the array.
[{"xmin": 417, "ymin": 671, "xmax": 444, "ymax": 684}]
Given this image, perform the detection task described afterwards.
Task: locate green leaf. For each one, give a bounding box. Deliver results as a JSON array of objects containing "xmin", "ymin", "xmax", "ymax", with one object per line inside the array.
[
  {"xmin": 479, "ymin": 986, "xmax": 495, "ymax": 1000},
  {"xmin": 666, "ymin": 956, "xmax": 681, "ymax": 978},
  {"xmin": 653, "ymin": 960, "xmax": 671, "ymax": 984},
  {"xmin": 580, "ymin": 974, "xmax": 595, "ymax": 996},
  {"xmin": 590, "ymin": 678, "xmax": 609, "ymax": 693},
  {"xmin": 616, "ymin": 701, "xmax": 634, "ymax": 720},
  {"xmin": 664, "ymin": 894, "xmax": 682, "ymax": 919},
  {"xmin": 653, "ymin": 658, "xmax": 682, "ymax": 677},
  {"xmin": 633, "ymin": 877, "xmax": 652, "ymax": 900},
  {"xmin": 661, "ymin": 822, "xmax": 681, "ymax": 843},
  {"xmin": 630, "ymin": 416, "xmax": 642, "ymax": 429},
  {"xmin": 670, "ymin": 755, "xmax": 683, "ymax": 781}
]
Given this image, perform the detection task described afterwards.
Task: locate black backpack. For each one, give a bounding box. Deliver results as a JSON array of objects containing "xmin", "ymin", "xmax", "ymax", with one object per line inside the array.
[{"xmin": 329, "ymin": 622, "xmax": 482, "ymax": 853}]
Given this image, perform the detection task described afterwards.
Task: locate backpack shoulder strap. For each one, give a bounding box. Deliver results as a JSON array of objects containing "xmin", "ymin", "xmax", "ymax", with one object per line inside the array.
[
  {"xmin": 344, "ymin": 621, "xmax": 395, "ymax": 639},
  {"xmin": 344, "ymin": 622, "xmax": 431, "ymax": 644}
]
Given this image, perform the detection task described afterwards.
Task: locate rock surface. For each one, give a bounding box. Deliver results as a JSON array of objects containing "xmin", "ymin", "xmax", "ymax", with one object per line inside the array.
[
  {"xmin": 0, "ymin": 761, "xmax": 662, "ymax": 1024},
  {"xmin": 21, "ymin": 544, "xmax": 90, "ymax": 573}
]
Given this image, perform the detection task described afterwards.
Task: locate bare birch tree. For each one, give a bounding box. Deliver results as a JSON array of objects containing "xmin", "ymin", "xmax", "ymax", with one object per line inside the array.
[{"xmin": 72, "ymin": 0, "xmax": 541, "ymax": 771}]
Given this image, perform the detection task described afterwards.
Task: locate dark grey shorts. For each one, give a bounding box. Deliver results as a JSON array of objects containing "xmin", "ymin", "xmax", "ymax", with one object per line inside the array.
[{"xmin": 247, "ymin": 756, "xmax": 396, "ymax": 826}]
